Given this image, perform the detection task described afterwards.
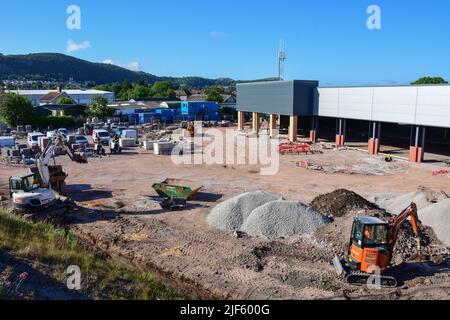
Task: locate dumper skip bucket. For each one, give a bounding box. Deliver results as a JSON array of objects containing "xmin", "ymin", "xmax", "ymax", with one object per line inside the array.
[{"xmin": 152, "ymin": 178, "xmax": 203, "ymax": 200}]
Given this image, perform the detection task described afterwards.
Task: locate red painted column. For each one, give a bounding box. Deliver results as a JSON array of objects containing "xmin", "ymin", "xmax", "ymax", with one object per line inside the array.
[
  {"xmin": 335, "ymin": 134, "xmax": 345, "ymax": 147},
  {"xmin": 310, "ymin": 130, "xmax": 316, "ymax": 142}
]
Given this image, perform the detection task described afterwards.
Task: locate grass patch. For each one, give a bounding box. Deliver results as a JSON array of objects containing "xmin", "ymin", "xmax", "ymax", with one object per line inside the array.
[{"xmin": 0, "ymin": 211, "xmax": 190, "ymax": 300}]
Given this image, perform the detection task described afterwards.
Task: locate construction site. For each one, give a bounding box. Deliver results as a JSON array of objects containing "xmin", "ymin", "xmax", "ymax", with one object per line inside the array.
[{"xmin": 1, "ymin": 98, "xmax": 450, "ymax": 299}]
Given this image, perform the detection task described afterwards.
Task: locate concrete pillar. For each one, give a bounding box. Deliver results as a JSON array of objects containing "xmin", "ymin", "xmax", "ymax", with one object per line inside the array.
[
  {"xmin": 335, "ymin": 118, "xmax": 345, "ymax": 147},
  {"xmin": 288, "ymin": 116, "xmax": 298, "ymax": 142},
  {"xmin": 368, "ymin": 122, "xmax": 381, "ymax": 155},
  {"xmin": 310, "ymin": 116, "xmax": 318, "ymax": 142},
  {"xmin": 409, "ymin": 126, "xmax": 426, "ymax": 163},
  {"xmin": 252, "ymin": 112, "xmax": 260, "ymax": 135},
  {"xmin": 269, "ymin": 114, "xmax": 277, "ymax": 138},
  {"xmin": 237, "ymin": 111, "xmax": 244, "ymax": 131}
]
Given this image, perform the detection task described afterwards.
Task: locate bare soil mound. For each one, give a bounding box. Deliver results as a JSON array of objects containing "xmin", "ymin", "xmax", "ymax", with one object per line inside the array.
[{"xmin": 310, "ymin": 189, "xmax": 378, "ymax": 217}]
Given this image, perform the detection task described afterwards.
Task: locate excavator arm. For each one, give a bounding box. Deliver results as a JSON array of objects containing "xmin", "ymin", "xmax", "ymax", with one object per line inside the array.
[
  {"xmin": 36, "ymin": 133, "xmax": 87, "ymax": 187},
  {"xmin": 388, "ymin": 202, "xmax": 421, "ymax": 251}
]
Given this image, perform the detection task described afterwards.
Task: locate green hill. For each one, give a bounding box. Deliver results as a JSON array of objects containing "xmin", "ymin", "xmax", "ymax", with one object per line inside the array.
[{"xmin": 0, "ymin": 53, "xmax": 268, "ymax": 88}]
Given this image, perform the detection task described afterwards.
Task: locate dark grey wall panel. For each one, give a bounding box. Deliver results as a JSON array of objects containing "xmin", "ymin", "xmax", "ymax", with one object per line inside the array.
[
  {"xmin": 237, "ymin": 81, "xmax": 294, "ymax": 115},
  {"xmin": 293, "ymin": 81, "xmax": 318, "ymax": 115},
  {"xmin": 237, "ymin": 80, "xmax": 318, "ymax": 116}
]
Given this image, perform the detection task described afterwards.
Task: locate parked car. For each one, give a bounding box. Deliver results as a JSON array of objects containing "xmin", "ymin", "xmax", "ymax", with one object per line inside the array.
[
  {"xmin": 114, "ymin": 126, "xmax": 128, "ymax": 137},
  {"xmin": 27, "ymin": 132, "xmax": 44, "ymax": 148},
  {"xmin": 58, "ymin": 128, "xmax": 68, "ymax": 136},
  {"xmin": 46, "ymin": 130, "xmax": 57, "ymax": 138},
  {"xmin": 92, "ymin": 129, "xmax": 111, "ymax": 145},
  {"xmin": 75, "ymin": 135, "xmax": 89, "ymax": 146}
]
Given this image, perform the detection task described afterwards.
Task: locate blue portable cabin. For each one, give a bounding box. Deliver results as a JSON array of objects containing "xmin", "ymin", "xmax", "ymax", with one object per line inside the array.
[
  {"xmin": 156, "ymin": 108, "xmax": 182, "ymax": 123},
  {"xmin": 181, "ymin": 101, "xmax": 219, "ymax": 121},
  {"xmin": 138, "ymin": 112, "xmax": 161, "ymax": 125}
]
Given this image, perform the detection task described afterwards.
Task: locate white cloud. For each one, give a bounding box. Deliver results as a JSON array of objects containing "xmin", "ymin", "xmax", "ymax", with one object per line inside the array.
[
  {"xmin": 102, "ymin": 59, "xmax": 140, "ymax": 70},
  {"xmin": 66, "ymin": 40, "xmax": 91, "ymax": 53},
  {"xmin": 209, "ymin": 30, "xmax": 228, "ymax": 38},
  {"xmin": 126, "ymin": 61, "xmax": 140, "ymax": 70}
]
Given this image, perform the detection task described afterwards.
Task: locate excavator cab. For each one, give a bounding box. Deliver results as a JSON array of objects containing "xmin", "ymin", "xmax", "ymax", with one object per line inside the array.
[
  {"xmin": 347, "ymin": 216, "xmax": 391, "ymax": 273},
  {"xmin": 9, "ymin": 173, "xmax": 41, "ymax": 195},
  {"xmin": 334, "ymin": 203, "xmax": 420, "ymax": 288}
]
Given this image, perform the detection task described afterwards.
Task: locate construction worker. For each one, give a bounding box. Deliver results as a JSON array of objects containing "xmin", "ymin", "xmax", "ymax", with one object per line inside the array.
[
  {"xmin": 364, "ymin": 227, "xmax": 373, "ymax": 240},
  {"xmin": 94, "ymin": 137, "xmax": 106, "ymax": 158}
]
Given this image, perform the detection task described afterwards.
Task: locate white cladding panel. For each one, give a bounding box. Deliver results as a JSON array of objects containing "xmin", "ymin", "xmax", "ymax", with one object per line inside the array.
[
  {"xmin": 317, "ymin": 85, "xmax": 450, "ymax": 128},
  {"xmin": 416, "ymin": 86, "xmax": 450, "ymax": 128},
  {"xmin": 372, "ymin": 87, "xmax": 417, "ymax": 124},
  {"xmin": 317, "ymin": 88, "xmax": 339, "ymax": 117},
  {"xmin": 338, "ymin": 88, "xmax": 373, "ymax": 120}
]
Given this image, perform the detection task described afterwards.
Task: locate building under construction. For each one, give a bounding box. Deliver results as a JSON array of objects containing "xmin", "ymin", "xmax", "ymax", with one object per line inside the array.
[{"xmin": 237, "ymin": 80, "xmax": 450, "ymax": 163}]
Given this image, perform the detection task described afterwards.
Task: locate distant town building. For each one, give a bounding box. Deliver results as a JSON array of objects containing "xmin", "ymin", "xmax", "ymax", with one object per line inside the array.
[
  {"xmin": 220, "ymin": 94, "xmax": 237, "ymax": 109},
  {"xmin": 6, "ymin": 88, "xmax": 115, "ymax": 106}
]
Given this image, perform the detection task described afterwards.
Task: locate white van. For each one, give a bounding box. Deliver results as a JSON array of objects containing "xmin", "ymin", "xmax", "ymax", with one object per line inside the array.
[
  {"xmin": 46, "ymin": 130, "xmax": 57, "ymax": 138},
  {"xmin": 92, "ymin": 129, "xmax": 111, "ymax": 145},
  {"xmin": 121, "ymin": 129, "xmax": 137, "ymax": 140},
  {"xmin": 27, "ymin": 132, "xmax": 44, "ymax": 148}
]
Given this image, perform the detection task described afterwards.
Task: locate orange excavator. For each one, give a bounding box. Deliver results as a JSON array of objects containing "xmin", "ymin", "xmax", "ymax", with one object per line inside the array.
[{"xmin": 333, "ymin": 203, "xmax": 420, "ymax": 287}]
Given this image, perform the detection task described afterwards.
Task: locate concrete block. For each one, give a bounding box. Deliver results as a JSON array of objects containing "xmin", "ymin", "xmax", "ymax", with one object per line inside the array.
[
  {"xmin": 154, "ymin": 142, "xmax": 175, "ymax": 155},
  {"xmin": 143, "ymin": 141, "xmax": 155, "ymax": 151}
]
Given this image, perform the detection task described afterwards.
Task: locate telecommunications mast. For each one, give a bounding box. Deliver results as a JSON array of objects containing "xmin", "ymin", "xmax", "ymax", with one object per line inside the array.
[{"xmin": 278, "ymin": 39, "xmax": 287, "ymax": 81}]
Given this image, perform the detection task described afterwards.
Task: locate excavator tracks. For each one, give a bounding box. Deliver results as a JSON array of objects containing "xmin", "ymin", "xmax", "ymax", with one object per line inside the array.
[{"xmin": 346, "ymin": 271, "xmax": 397, "ymax": 288}]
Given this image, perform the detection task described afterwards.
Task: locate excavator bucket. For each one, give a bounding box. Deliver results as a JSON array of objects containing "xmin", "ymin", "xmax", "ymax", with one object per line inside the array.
[
  {"xmin": 72, "ymin": 153, "xmax": 88, "ymax": 164},
  {"xmin": 333, "ymin": 255, "xmax": 344, "ymax": 276}
]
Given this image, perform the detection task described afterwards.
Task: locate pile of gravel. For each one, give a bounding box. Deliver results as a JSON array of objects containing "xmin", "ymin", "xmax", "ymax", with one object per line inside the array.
[
  {"xmin": 241, "ymin": 200, "xmax": 331, "ymax": 239},
  {"xmin": 207, "ymin": 191, "xmax": 281, "ymax": 231}
]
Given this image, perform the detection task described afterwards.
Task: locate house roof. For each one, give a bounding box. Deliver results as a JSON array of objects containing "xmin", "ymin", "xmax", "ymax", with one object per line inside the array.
[
  {"xmin": 6, "ymin": 89, "xmax": 113, "ymax": 95},
  {"xmin": 221, "ymin": 94, "xmax": 236, "ymax": 102},
  {"xmin": 131, "ymin": 97, "xmax": 181, "ymax": 103},
  {"xmin": 38, "ymin": 104, "xmax": 84, "ymax": 111},
  {"xmin": 108, "ymin": 100, "xmax": 160, "ymax": 110},
  {"xmin": 175, "ymin": 90, "xmax": 188, "ymax": 96},
  {"xmin": 40, "ymin": 91, "xmax": 63, "ymax": 102},
  {"xmin": 188, "ymin": 94, "xmax": 207, "ymax": 102}
]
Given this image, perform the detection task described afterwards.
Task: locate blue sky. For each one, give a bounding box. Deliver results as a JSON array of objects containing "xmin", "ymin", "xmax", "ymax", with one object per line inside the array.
[{"xmin": 1, "ymin": 0, "xmax": 449, "ymax": 85}]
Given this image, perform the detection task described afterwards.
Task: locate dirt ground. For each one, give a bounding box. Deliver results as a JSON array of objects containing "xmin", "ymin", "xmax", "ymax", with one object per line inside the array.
[{"xmin": 1, "ymin": 130, "xmax": 450, "ymax": 300}]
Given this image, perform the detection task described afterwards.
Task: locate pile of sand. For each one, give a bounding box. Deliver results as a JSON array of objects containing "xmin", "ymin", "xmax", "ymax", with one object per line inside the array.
[
  {"xmin": 241, "ymin": 200, "xmax": 331, "ymax": 239},
  {"xmin": 371, "ymin": 187, "xmax": 448, "ymax": 214},
  {"xmin": 418, "ymin": 198, "xmax": 450, "ymax": 245},
  {"xmin": 371, "ymin": 187, "xmax": 450, "ymax": 245}
]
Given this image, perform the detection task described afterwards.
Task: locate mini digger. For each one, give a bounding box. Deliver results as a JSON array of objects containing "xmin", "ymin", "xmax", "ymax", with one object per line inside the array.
[{"xmin": 333, "ymin": 202, "xmax": 420, "ymax": 287}]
